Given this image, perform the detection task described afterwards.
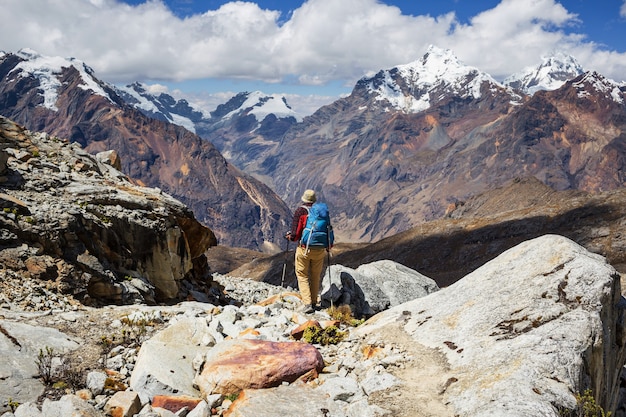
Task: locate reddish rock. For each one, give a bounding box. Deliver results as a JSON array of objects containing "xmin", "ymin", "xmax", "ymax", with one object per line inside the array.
[
  {"xmin": 238, "ymin": 328, "xmax": 261, "ymax": 338},
  {"xmin": 24, "ymin": 255, "xmax": 57, "ymax": 280},
  {"xmin": 255, "ymin": 291, "xmax": 301, "ymax": 307},
  {"xmin": 151, "ymin": 395, "xmax": 202, "ymax": 413},
  {"xmin": 194, "ymin": 339, "xmax": 324, "ymax": 397}
]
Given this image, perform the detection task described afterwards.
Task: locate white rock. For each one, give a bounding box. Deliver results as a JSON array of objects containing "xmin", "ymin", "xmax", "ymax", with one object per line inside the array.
[
  {"xmin": 357, "ymin": 235, "xmax": 626, "ymax": 416},
  {"xmin": 129, "ymin": 317, "xmax": 212, "ymax": 403}
]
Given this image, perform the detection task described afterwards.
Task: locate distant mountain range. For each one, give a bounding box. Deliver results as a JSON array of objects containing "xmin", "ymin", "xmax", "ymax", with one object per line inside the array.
[
  {"xmin": 118, "ymin": 46, "xmax": 587, "ymax": 135},
  {"xmin": 1, "ymin": 46, "xmax": 624, "ymax": 248},
  {"xmin": 228, "ymin": 46, "xmax": 625, "ymax": 243}
]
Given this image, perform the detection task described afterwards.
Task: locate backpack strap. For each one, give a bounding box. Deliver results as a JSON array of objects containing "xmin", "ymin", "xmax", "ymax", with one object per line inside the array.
[{"xmin": 301, "ymin": 205, "xmax": 315, "ymax": 253}]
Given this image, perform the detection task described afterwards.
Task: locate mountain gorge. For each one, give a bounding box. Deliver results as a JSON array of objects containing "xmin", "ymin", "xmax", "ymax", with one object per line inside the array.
[{"xmin": 0, "ymin": 50, "xmax": 291, "ymax": 252}]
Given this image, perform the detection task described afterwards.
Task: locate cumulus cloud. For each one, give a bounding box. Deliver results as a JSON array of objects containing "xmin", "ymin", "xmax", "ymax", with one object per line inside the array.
[
  {"xmin": 622, "ymin": 1, "xmax": 626, "ymax": 18},
  {"xmin": 443, "ymin": 0, "xmax": 588, "ymax": 78},
  {"xmin": 1, "ymin": 0, "xmax": 625, "ymax": 93}
]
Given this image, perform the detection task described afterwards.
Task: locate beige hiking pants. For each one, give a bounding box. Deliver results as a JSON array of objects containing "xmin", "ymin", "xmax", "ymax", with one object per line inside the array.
[{"xmin": 294, "ymin": 246, "xmax": 327, "ymax": 306}]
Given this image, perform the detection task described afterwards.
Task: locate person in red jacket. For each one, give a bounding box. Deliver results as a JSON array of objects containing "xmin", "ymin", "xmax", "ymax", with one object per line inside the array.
[{"xmin": 284, "ymin": 189, "xmax": 327, "ymax": 314}]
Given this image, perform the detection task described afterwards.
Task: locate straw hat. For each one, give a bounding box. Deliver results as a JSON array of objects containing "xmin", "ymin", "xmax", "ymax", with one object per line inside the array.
[{"xmin": 300, "ymin": 189, "xmax": 317, "ymax": 203}]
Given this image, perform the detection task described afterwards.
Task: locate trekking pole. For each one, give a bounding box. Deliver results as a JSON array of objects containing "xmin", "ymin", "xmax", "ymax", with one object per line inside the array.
[
  {"xmin": 280, "ymin": 237, "xmax": 290, "ymax": 293},
  {"xmin": 327, "ymin": 248, "xmax": 334, "ymax": 309}
]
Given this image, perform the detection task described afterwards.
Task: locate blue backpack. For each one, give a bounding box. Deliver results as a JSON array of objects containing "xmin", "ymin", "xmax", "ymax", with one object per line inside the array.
[{"xmin": 300, "ymin": 202, "xmax": 334, "ymax": 249}]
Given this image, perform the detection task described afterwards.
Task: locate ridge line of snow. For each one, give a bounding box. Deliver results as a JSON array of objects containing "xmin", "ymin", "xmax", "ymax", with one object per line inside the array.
[{"xmin": 11, "ymin": 49, "xmax": 113, "ymax": 111}]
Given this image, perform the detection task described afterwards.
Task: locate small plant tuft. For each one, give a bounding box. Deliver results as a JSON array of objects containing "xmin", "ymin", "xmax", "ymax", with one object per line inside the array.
[
  {"xmin": 224, "ymin": 392, "xmax": 240, "ymax": 402},
  {"xmin": 327, "ymin": 305, "xmax": 365, "ymax": 327},
  {"xmin": 302, "ymin": 325, "xmax": 346, "ymax": 345},
  {"xmin": 557, "ymin": 389, "xmax": 612, "ymax": 417},
  {"xmin": 577, "ymin": 389, "xmax": 611, "ymax": 417},
  {"xmin": 104, "ymin": 377, "xmax": 127, "ymax": 392},
  {"xmin": 36, "ymin": 346, "xmax": 56, "ymax": 385},
  {"xmin": 7, "ymin": 398, "xmax": 20, "ymax": 412},
  {"xmin": 52, "ymin": 381, "xmax": 68, "ymax": 390}
]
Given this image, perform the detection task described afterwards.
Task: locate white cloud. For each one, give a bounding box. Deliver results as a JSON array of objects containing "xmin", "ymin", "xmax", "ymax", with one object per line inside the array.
[
  {"xmin": 145, "ymin": 83, "xmax": 170, "ymax": 94},
  {"xmin": 1, "ymin": 0, "xmax": 625, "ymax": 93},
  {"xmin": 443, "ymin": 0, "xmax": 588, "ymax": 79},
  {"xmin": 621, "ymin": 1, "xmax": 626, "ymax": 18}
]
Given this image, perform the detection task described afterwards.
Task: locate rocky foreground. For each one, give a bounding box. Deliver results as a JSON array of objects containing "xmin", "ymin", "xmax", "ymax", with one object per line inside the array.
[
  {"xmin": 1, "ymin": 115, "xmax": 626, "ymax": 416},
  {"xmin": 1, "ymin": 234, "xmax": 626, "ymax": 417}
]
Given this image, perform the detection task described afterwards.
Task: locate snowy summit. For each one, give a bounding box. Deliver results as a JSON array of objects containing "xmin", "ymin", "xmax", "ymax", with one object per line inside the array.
[
  {"xmin": 223, "ymin": 91, "xmax": 301, "ymax": 123},
  {"xmin": 504, "ymin": 52, "xmax": 585, "ymax": 95},
  {"xmin": 363, "ymin": 45, "xmax": 499, "ymax": 113},
  {"xmin": 11, "ymin": 49, "xmax": 113, "ymax": 111}
]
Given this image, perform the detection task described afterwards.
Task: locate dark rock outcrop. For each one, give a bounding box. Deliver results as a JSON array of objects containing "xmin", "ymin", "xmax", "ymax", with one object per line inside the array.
[{"xmin": 0, "ymin": 115, "xmax": 217, "ymax": 304}]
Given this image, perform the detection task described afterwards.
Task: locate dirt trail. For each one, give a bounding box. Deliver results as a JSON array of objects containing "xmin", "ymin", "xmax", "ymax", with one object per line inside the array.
[{"xmin": 364, "ymin": 323, "xmax": 457, "ymax": 417}]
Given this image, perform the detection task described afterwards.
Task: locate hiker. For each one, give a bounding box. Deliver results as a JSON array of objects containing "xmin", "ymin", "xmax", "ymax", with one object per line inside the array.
[{"xmin": 284, "ymin": 189, "xmax": 334, "ymax": 314}]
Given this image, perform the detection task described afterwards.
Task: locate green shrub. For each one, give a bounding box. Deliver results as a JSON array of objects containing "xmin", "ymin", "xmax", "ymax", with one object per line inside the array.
[
  {"xmin": 302, "ymin": 325, "xmax": 346, "ymax": 345},
  {"xmin": 577, "ymin": 389, "xmax": 611, "ymax": 417},
  {"xmin": 558, "ymin": 389, "xmax": 611, "ymax": 417},
  {"xmin": 327, "ymin": 305, "xmax": 365, "ymax": 327},
  {"xmin": 36, "ymin": 346, "xmax": 55, "ymax": 385},
  {"xmin": 7, "ymin": 398, "xmax": 19, "ymax": 412}
]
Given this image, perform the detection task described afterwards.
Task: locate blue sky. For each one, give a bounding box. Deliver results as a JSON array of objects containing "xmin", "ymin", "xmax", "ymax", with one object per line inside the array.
[
  {"xmin": 152, "ymin": 0, "xmax": 626, "ymax": 52},
  {"xmin": 2, "ymin": 0, "xmax": 626, "ymax": 115}
]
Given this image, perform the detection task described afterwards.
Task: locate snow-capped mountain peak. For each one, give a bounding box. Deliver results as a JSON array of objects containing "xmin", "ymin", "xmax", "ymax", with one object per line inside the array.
[
  {"xmin": 222, "ymin": 91, "xmax": 301, "ymax": 122},
  {"xmin": 363, "ymin": 45, "xmax": 501, "ymax": 113},
  {"xmin": 11, "ymin": 49, "xmax": 112, "ymax": 111},
  {"xmin": 115, "ymin": 82, "xmax": 204, "ymax": 133},
  {"xmin": 504, "ymin": 52, "xmax": 584, "ymax": 95},
  {"xmin": 572, "ymin": 71, "xmax": 624, "ymax": 104}
]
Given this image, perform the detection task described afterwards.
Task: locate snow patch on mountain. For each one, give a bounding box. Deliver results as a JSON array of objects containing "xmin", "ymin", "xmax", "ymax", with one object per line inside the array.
[
  {"xmin": 116, "ymin": 83, "xmax": 198, "ymax": 133},
  {"xmin": 504, "ymin": 53, "xmax": 584, "ymax": 95},
  {"xmin": 365, "ymin": 45, "xmax": 500, "ymax": 113},
  {"xmin": 117, "ymin": 84, "xmax": 161, "ymax": 114},
  {"xmin": 223, "ymin": 91, "xmax": 301, "ymax": 122},
  {"xmin": 573, "ymin": 72, "xmax": 624, "ymax": 104},
  {"xmin": 11, "ymin": 49, "xmax": 113, "ymax": 111}
]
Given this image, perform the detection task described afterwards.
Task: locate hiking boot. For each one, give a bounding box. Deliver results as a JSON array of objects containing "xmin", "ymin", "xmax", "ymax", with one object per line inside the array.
[{"xmin": 301, "ymin": 304, "xmax": 315, "ymax": 314}]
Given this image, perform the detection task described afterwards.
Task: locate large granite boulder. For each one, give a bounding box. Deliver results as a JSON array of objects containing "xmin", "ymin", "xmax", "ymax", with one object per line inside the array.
[
  {"xmin": 321, "ymin": 260, "xmax": 439, "ymax": 317},
  {"xmin": 129, "ymin": 314, "xmax": 214, "ymax": 403},
  {"xmin": 0, "ymin": 116, "xmax": 217, "ymax": 304},
  {"xmin": 356, "ymin": 234, "xmax": 626, "ymax": 416}
]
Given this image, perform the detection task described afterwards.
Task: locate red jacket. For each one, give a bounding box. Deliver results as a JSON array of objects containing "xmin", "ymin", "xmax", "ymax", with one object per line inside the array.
[{"xmin": 289, "ymin": 204, "xmax": 311, "ymax": 242}]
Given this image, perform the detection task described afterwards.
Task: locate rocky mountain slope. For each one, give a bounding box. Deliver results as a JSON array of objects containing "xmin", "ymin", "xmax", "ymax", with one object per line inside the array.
[
  {"xmin": 218, "ymin": 46, "xmax": 626, "ymax": 244},
  {"xmin": 0, "ymin": 50, "xmax": 291, "ymax": 252},
  {"xmin": 0, "ymin": 115, "xmax": 221, "ymax": 305},
  {"xmin": 193, "ymin": 91, "xmax": 299, "ymax": 185},
  {"xmin": 117, "ymin": 85, "xmax": 301, "ymax": 187}
]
